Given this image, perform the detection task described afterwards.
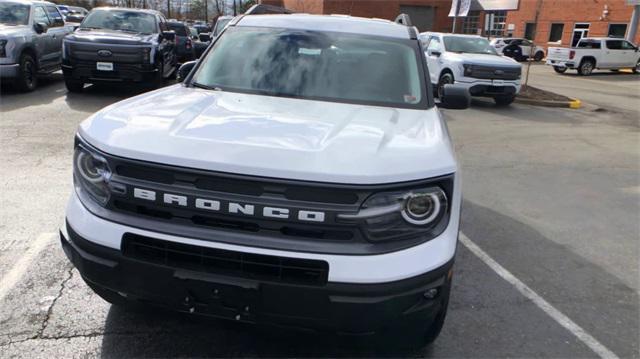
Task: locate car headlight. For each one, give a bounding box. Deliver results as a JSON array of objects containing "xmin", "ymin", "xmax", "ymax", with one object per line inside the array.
[
  {"xmin": 142, "ymin": 47, "xmax": 151, "ymax": 63},
  {"xmin": 0, "ymin": 40, "xmax": 7, "ymax": 58},
  {"xmin": 73, "ymin": 143, "xmax": 111, "ymax": 205},
  {"xmin": 462, "ymin": 63, "xmax": 473, "ymax": 77},
  {"xmin": 338, "ymin": 185, "xmax": 449, "ymax": 242}
]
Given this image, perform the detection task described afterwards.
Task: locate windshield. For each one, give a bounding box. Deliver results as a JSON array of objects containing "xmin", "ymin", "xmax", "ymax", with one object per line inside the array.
[
  {"xmin": 0, "ymin": 2, "xmax": 30, "ymax": 26},
  {"xmin": 213, "ymin": 18, "xmax": 231, "ymax": 36},
  {"xmin": 192, "ymin": 27, "xmax": 427, "ymax": 109},
  {"xmin": 443, "ymin": 36, "xmax": 497, "ymax": 55},
  {"xmin": 80, "ymin": 10, "xmax": 156, "ymax": 34}
]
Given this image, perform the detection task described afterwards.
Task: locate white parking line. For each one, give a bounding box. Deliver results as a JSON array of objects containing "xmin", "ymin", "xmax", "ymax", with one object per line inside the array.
[
  {"xmin": 0, "ymin": 232, "xmax": 56, "ymax": 303},
  {"xmin": 459, "ymin": 232, "xmax": 619, "ymax": 359}
]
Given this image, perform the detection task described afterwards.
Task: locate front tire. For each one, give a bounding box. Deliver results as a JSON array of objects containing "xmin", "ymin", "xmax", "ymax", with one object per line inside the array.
[
  {"xmin": 437, "ymin": 72, "xmax": 454, "ymax": 99},
  {"xmin": 578, "ymin": 59, "xmax": 595, "ymax": 76},
  {"xmin": 494, "ymin": 94, "xmax": 516, "ymax": 106},
  {"xmin": 15, "ymin": 53, "xmax": 37, "ymax": 92},
  {"xmin": 64, "ymin": 78, "xmax": 84, "ymax": 93},
  {"xmin": 533, "ymin": 51, "xmax": 544, "ymax": 62},
  {"xmin": 633, "ymin": 60, "xmax": 640, "ymax": 74},
  {"xmin": 553, "ymin": 66, "xmax": 567, "ymax": 74}
]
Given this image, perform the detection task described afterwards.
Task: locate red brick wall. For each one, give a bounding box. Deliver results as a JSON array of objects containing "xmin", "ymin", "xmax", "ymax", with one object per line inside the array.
[{"xmin": 505, "ymin": 0, "xmax": 640, "ymax": 48}]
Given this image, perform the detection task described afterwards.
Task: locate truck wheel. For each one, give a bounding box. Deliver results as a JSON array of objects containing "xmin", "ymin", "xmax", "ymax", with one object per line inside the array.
[
  {"xmin": 553, "ymin": 66, "xmax": 567, "ymax": 74},
  {"xmin": 154, "ymin": 60, "xmax": 165, "ymax": 88},
  {"xmin": 633, "ymin": 60, "xmax": 639, "ymax": 74},
  {"xmin": 437, "ymin": 72, "xmax": 454, "ymax": 99},
  {"xmin": 494, "ymin": 95, "xmax": 516, "ymax": 106},
  {"xmin": 533, "ymin": 51, "xmax": 544, "ymax": 62},
  {"xmin": 85, "ymin": 280, "xmax": 130, "ymax": 306},
  {"xmin": 578, "ymin": 59, "xmax": 594, "ymax": 76},
  {"xmin": 15, "ymin": 53, "xmax": 37, "ymax": 92},
  {"xmin": 65, "ymin": 78, "xmax": 84, "ymax": 93}
]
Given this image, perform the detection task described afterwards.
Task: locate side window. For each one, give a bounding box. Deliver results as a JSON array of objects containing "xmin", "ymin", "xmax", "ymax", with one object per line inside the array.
[
  {"xmin": 427, "ymin": 37, "xmax": 441, "ymax": 52},
  {"xmin": 521, "ymin": 40, "xmax": 532, "ymax": 46},
  {"xmin": 33, "ymin": 6, "xmax": 51, "ymax": 26},
  {"xmin": 158, "ymin": 17, "xmax": 167, "ymax": 32},
  {"xmin": 606, "ymin": 40, "xmax": 623, "ymax": 50},
  {"xmin": 45, "ymin": 5, "xmax": 63, "ymax": 27},
  {"xmin": 621, "ymin": 41, "xmax": 636, "ymax": 50}
]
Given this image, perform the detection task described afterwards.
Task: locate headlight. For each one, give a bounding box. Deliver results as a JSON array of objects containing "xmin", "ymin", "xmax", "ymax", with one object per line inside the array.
[
  {"xmin": 0, "ymin": 40, "xmax": 7, "ymax": 58},
  {"xmin": 73, "ymin": 143, "xmax": 111, "ymax": 205},
  {"xmin": 142, "ymin": 48, "xmax": 151, "ymax": 63},
  {"xmin": 338, "ymin": 186, "xmax": 449, "ymax": 242},
  {"xmin": 462, "ymin": 64, "xmax": 473, "ymax": 77}
]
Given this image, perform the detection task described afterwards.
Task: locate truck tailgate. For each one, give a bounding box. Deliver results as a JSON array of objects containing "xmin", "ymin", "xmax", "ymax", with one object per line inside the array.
[{"xmin": 547, "ymin": 47, "xmax": 571, "ymax": 61}]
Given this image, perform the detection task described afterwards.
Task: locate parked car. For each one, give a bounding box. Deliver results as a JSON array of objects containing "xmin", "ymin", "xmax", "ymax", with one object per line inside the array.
[
  {"xmin": 61, "ymin": 10, "xmax": 470, "ymax": 348},
  {"xmin": 167, "ymin": 21, "xmax": 194, "ymax": 62},
  {"xmin": 421, "ymin": 32, "xmax": 522, "ymax": 106},
  {"xmin": 56, "ymin": 4, "xmax": 69, "ymax": 17},
  {"xmin": 491, "ymin": 37, "xmax": 545, "ymax": 61},
  {"xmin": 0, "ymin": 0, "xmax": 73, "ymax": 91},
  {"xmin": 188, "ymin": 26, "xmax": 198, "ymax": 40},
  {"xmin": 61, "ymin": 7, "xmax": 178, "ymax": 92},
  {"xmin": 193, "ymin": 23, "xmax": 210, "ymax": 34},
  {"xmin": 64, "ymin": 7, "xmax": 88, "ymax": 28},
  {"xmin": 211, "ymin": 15, "xmax": 232, "ymax": 37},
  {"xmin": 546, "ymin": 37, "xmax": 640, "ymax": 75},
  {"xmin": 68, "ymin": 6, "xmax": 88, "ymax": 16}
]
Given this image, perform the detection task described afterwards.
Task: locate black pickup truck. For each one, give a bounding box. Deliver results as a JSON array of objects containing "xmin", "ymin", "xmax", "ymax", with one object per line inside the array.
[{"xmin": 61, "ymin": 7, "xmax": 177, "ymax": 92}]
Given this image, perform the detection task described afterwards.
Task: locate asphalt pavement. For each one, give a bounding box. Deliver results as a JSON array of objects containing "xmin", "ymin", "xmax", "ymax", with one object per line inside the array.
[{"xmin": 0, "ymin": 70, "xmax": 638, "ymax": 358}]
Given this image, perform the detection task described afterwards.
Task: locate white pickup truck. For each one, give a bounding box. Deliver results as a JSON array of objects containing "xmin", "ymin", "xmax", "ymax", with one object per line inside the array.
[{"xmin": 546, "ymin": 37, "xmax": 640, "ymax": 75}]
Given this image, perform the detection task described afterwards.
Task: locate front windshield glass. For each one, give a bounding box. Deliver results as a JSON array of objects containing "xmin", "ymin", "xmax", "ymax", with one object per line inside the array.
[
  {"xmin": 192, "ymin": 27, "xmax": 426, "ymax": 109},
  {"xmin": 80, "ymin": 10, "xmax": 156, "ymax": 34},
  {"xmin": 0, "ymin": 2, "xmax": 30, "ymax": 26},
  {"xmin": 443, "ymin": 36, "xmax": 497, "ymax": 55}
]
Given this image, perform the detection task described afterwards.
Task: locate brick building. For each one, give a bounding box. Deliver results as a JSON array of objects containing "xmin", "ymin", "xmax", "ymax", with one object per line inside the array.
[{"xmin": 259, "ymin": 0, "xmax": 640, "ymax": 48}]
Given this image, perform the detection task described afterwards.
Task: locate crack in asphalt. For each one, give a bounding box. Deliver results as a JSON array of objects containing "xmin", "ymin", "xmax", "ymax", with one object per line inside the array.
[{"xmin": 33, "ymin": 265, "xmax": 74, "ymax": 340}]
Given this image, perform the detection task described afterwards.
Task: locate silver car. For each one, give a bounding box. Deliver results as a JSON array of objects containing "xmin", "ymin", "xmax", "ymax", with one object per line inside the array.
[{"xmin": 0, "ymin": 0, "xmax": 72, "ymax": 91}]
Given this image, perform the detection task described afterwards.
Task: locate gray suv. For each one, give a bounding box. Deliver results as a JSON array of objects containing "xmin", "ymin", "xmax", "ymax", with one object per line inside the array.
[{"xmin": 0, "ymin": 0, "xmax": 72, "ymax": 91}]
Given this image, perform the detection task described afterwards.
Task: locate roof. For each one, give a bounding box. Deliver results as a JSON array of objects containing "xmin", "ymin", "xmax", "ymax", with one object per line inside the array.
[{"xmin": 236, "ymin": 14, "xmax": 412, "ymax": 39}]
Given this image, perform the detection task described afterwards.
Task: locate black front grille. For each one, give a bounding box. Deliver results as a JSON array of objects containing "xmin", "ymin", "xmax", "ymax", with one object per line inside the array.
[
  {"xmin": 469, "ymin": 65, "xmax": 521, "ymax": 80},
  {"xmin": 122, "ymin": 233, "xmax": 329, "ymax": 286}
]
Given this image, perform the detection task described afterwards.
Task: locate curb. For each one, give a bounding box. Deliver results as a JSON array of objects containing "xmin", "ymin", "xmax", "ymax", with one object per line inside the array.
[{"xmin": 514, "ymin": 97, "xmax": 582, "ymax": 109}]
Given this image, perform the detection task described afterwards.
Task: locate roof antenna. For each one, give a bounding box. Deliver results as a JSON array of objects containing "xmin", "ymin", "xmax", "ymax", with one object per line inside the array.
[{"xmin": 395, "ymin": 13, "xmax": 412, "ymax": 26}]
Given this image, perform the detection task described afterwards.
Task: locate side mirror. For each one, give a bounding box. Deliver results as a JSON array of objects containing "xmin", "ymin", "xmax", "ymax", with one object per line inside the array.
[
  {"xmin": 161, "ymin": 30, "xmax": 175, "ymax": 41},
  {"xmin": 34, "ymin": 22, "xmax": 48, "ymax": 34},
  {"xmin": 199, "ymin": 32, "xmax": 211, "ymax": 42},
  {"xmin": 429, "ymin": 50, "xmax": 441, "ymax": 57},
  {"xmin": 177, "ymin": 60, "xmax": 197, "ymax": 82},
  {"xmin": 439, "ymin": 84, "xmax": 471, "ymax": 110}
]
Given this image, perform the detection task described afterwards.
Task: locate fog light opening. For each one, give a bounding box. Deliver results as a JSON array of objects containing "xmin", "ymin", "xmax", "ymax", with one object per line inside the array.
[{"xmin": 423, "ymin": 288, "xmax": 438, "ymax": 299}]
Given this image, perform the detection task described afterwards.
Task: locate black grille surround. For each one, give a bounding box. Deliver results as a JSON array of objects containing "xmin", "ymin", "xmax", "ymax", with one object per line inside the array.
[
  {"xmin": 122, "ymin": 233, "xmax": 329, "ymax": 286},
  {"xmin": 76, "ymin": 139, "xmax": 454, "ymax": 255},
  {"xmin": 467, "ymin": 64, "xmax": 521, "ymax": 81}
]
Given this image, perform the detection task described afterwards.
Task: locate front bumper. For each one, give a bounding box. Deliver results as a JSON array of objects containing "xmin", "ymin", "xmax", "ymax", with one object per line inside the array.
[
  {"xmin": 0, "ymin": 63, "xmax": 19, "ymax": 79},
  {"xmin": 454, "ymin": 78, "xmax": 520, "ymax": 97},
  {"xmin": 62, "ymin": 61, "xmax": 158, "ymax": 83},
  {"xmin": 61, "ymin": 221, "xmax": 453, "ymax": 334}
]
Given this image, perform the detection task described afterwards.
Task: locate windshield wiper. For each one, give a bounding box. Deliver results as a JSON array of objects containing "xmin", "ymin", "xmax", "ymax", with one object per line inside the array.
[{"xmin": 192, "ymin": 82, "xmax": 223, "ymax": 91}]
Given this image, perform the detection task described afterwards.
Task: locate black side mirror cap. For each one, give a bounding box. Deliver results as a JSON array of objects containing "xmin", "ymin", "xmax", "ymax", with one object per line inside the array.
[
  {"xmin": 439, "ymin": 84, "xmax": 471, "ymax": 110},
  {"xmin": 429, "ymin": 50, "xmax": 441, "ymax": 57},
  {"xmin": 162, "ymin": 30, "xmax": 175, "ymax": 41},
  {"xmin": 34, "ymin": 22, "xmax": 48, "ymax": 34},
  {"xmin": 199, "ymin": 32, "xmax": 211, "ymax": 42},
  {"xmin": 177, "ymin": 60, "xmax": 197, "ymax": 83}
]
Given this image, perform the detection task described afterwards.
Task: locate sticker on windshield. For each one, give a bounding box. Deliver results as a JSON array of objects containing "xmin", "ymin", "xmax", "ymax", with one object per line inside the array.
[
  {"xmin": 298, "ymin": 48, "xmax": 321, "ymax": 55},
  {"xmin": 404, "ymin": 94, "xmax": 418, "ymax": 104}
]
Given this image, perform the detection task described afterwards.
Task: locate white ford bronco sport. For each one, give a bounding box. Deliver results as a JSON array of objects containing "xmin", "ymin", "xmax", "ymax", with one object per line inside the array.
[{"xmin": 60, "ymin": 9, "xmax": 469, "ymax": 346}]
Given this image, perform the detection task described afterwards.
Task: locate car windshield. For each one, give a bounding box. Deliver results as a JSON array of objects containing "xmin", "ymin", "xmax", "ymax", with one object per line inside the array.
[
  {"xmin": 213, "ymin": 18, "xmax": 231, "ymax": 36},
  {"xmin": 192, "ymin": 27, "xmax": 426, "ymax": 109},
  {"xmin": 444, "ymin": 36, "xmax": 497, "ymax": 55},
  {"xmin": 168, "ymin": 23, "xmax": 187, "ymax": 36},
  {"xmin": 80, "ymin": 10, "xmax": 156, "ymax": 34},
  {"xmin": 0, "ymin": 2, "xmax": 30, "ymax": 26}
]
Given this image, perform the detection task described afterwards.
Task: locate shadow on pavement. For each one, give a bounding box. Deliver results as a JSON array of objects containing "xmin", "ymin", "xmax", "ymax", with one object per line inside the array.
[
  {"xmin": 554, "ymin": 70, "xmax": 639, "ymax": 82},
  {"xmin": 0, "ymin": 72, "xmax": 67, "ymax": 112}
]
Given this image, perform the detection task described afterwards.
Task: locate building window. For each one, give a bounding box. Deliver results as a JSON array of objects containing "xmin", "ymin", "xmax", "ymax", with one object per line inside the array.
[
  {"xmin": 608, "ymin": 24, "xmax": 627, "ymax": 38},
  {"xmin": 549, "ymin": 23, "xmax": 564, "ymax": 42},
  {"xmin": 524, "ymin": 23, "xmax": 536, "ymax": 40},
  {"xmin": 461, "ymin": 11, "xmax": 480, "ymax": 34},
  {"xmin": 488, "ymin": 11, "xmax": 507, "ymax": 36}
]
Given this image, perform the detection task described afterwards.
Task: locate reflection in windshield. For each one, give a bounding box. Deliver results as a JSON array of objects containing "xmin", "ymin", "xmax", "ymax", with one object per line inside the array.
[
  {"xmin": 444, "ymin": 36, "xmax": 497, "ymax": 55},
  {"xmin": 0, "ymin": 2, "xmax": 30, "ymax": 26},
  {"xmin": 193, "ymin": 27, "xmax": 424, "ymax": 108},
  {"xmin": 80, "ymin": 10, "xmax": 156, "ymax": 34}
]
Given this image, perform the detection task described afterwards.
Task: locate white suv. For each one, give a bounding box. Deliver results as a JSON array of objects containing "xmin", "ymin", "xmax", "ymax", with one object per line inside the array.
[
  {"xmin": 421, "ymin": 32, "xmax": 522, "ymax": 106},
  {"xmin": 60, "ymin": 11, "xmax": 468, "ymax": 347},
  {"xmin": 491, "ymin": 37, "xmax": 545, "ymax": 61}
]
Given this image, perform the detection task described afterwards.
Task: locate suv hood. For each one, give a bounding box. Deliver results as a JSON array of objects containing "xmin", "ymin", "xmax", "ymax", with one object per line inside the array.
[
  {"xmin": 79, "ymin": 85, "xmax": 457, "ymax": 184},
  {"xmin": 0, "ymin": 24, "xmax": 30, "ymax": 37},
  {"xmin": 446, "ymin": 52, "xmax": 520, "ymax": 67},
  {"xmin": 67, "ymin": 28, "xmax": 155, "ymax": 45}
]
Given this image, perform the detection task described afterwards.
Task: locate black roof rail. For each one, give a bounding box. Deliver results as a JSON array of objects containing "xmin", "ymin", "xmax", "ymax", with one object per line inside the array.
[
  {"xmin": 394, "ymin": 13, "xmax": 412, "ymax": 26},
  {"xmin": 244, "ymin": 4, "xmax": 294, "ymax": 15}
]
